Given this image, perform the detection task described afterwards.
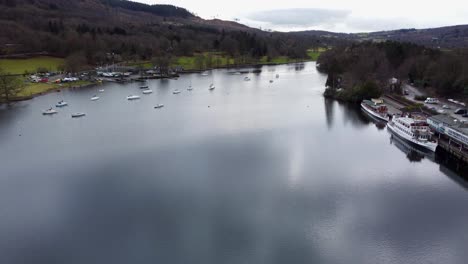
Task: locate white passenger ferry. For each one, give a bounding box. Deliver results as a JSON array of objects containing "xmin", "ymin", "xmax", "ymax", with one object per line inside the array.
[
  {"xmin": 387, "ymin": 115, "xmax": 438, "ymax": 152},
  {"xmin": 361, "ymin": 99, "xmax": 389, "ymax": 122}
]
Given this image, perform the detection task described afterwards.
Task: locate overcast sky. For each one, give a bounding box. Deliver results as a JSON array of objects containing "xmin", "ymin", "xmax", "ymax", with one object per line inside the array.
[{"xmin": 139, "ymin": 0, "xmax": 468, "ymax": 33}]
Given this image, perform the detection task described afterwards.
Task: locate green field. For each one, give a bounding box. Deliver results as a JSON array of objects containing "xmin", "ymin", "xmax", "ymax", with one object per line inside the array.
[
  {"xmin": 0, "ymin": 56, "xmax": 65, "ymax": 74},
  {"xmin": 18, "ymin": 80, "xmax": 94, "ymax": 97},
  {"xmin": 127, "ymin": 49, "xmax": 324, "ymax": 71}
]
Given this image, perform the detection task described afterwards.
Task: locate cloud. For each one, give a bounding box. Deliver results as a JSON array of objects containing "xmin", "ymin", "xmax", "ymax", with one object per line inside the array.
[
  {"xmin": 242, "ymin": 8, "xmax": 450, "ymax": 33},
  {"xmin": 246, "ymin": 8, "xmax": 351, "ymax": 28}
]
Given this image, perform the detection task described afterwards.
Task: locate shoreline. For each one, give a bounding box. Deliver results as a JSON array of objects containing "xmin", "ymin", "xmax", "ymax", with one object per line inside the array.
[{"xmin": 4, "ymin": 60, "xmax": 314, "ymax": 103}]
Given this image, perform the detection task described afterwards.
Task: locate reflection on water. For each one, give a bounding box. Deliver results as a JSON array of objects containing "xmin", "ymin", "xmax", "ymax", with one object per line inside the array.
[
  {"xmin": 1, "ymin": 62, "xmax": 468, "ymax": 264},
  {"xmin": 389, "ymin": 133, "xmax": 435, "ymax": 163}
]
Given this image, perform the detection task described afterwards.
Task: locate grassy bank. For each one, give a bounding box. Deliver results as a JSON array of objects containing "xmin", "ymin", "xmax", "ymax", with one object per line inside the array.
[
  {"xmin": 18, "ymin": 80, "xmax": 95, "ymax": 97},
  {"xmin": 127, "ymin": 50, "xmax": 324, "ymax": 71},
  {"xmin": 0, "ymin": 56, "xmax": 65, "ymax": 74}
]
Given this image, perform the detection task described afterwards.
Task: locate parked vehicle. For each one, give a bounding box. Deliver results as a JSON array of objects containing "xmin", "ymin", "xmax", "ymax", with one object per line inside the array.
[
  {"xmin": 454, "ymin": 108, "xmax": 467, "ymax": 115},
  {"xmin": 425, "ymin": 97, "xmax": 439, "ymax": 104}
]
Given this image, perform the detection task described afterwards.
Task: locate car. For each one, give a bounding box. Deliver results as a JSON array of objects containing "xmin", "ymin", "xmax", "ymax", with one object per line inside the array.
[
  {"xmin": 437, "ymin": 109, "xmax": 445, "ymax": 114},
  {"xmin": 442, "ymin": 105, "xmax": 451, "ymax": 109},
  {"xmin": 454, "ymin": 108, "xmax": 468, "ymax": 115},
  {"xmin": 403, "ymin": 89, "xmax": 409, "ymax": 95},
  {"xmin": 425, "ymin": 98, "xmax": 439, "ymax": 104}
]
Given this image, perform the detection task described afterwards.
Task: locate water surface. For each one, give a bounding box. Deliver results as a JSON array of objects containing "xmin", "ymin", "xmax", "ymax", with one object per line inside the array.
[{"xmin": 1, "ymin": 62, "xmax": 468, "ymax": 264}]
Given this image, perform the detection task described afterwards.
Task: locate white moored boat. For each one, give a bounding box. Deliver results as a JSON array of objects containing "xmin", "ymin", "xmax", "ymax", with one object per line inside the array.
[
  {"xmin": 71, "ymin": 113, "xmax": 86, "ymax": 118},
  {"xmin": 361, "ymin": 99, "xmax": 389, "ymax": 122},
  {"xmin": 55, "ymin": 100, "xmax": 68, "ymax": 107},
  {"xmin": 173, "ymin": 90, "xmax": 181, "ymax": 94},
  {"xmin": 154, "ymin": 104, "xmax": 164, "ymax": 109},
  {"xmin": 387, "ymin": 115, "xmax": 438, "ymax": 152},
  {"xmin": 127, "ymin": 95, "xmax": 140, "ymax": 100},
  {"xmin": 142, "ymin": 89, "xmax": 153, "ymax": 94},
  {"xmin": 91, "ymin": 95, "xmax": 100, "ymax": 101},
  {"xmin": 42, "ymin": 108, "xmax": 57, "ymax": 115}
]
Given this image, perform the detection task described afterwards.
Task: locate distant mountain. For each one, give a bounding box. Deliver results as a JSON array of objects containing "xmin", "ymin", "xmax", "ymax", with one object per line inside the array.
[{"xmin": 297, "ymin": 25, "xmax": 468, "ymax": 49}]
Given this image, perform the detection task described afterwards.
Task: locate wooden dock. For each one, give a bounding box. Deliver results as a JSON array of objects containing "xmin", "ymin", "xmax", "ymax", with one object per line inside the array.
[{"xmin": 437, "ymin": 138, "xmax": 468, "ymax": 163}]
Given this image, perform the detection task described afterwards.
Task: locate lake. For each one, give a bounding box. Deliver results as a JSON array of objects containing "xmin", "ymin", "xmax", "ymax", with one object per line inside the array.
[{"xmin": 1, "ymin": 62, "xmax": 468, "ymax": 264}]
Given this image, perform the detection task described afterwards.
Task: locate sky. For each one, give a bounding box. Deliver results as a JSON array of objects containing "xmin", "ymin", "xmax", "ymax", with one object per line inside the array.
[{"xmin": 139, "ymin": 0, "xmax": 468, "ymax": 33}]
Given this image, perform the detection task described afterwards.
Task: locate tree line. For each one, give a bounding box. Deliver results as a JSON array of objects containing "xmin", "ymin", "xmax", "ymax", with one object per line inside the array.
[
  {"xmin": 0, "ymin": 0, "xmax": 323, "ymax": 69},
  {"xmin": 317, "ymin": 41, "xmax": 468, "ymax": 101}
]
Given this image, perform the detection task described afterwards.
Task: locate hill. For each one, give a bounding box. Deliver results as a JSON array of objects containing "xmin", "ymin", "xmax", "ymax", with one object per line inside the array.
[
  {"xmin": 298, "ymin": 25, "xmax": 468, "ymax": 49},
  {"xmin": 0, "ymin": 0, "xmax": 325, "ymax": 67}
]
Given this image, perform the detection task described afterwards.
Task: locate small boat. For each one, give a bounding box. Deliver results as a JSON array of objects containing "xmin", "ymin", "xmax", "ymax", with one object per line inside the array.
[
  {"xmin": 276, "ymin": 74, "xmax": 279, "ymax": 78},
  {"xmin": 127, "ymin": 95, "xmax": 140, "ymax": 100},
  {"xmin": 244, "ymin": 77, "xmax": 251, "ymax": 81},
  {"xmin": 142, "ymin": 89, "xmax": 153, "ymax": 94},
  {"xmin": 55, "ymin": 101, "xmax": 68, "ymax": 107},
  {"xmin": 154, "ymin": 104, "xmax": 165, "ymax": 109},
  {"xmin": 91, "ymin": 96, "xmax": 99, "ymax": 101},
  {"xmin": 71, "ymin": 113, "xmax": 86, "ymax": 118},
  {"xmin": 139, "ymin": 85, "xmax": 149, "ymax": 89},
  {"xmin": 42, "ymin": 108, "xmax": 57, "ymax": 115},
  {"xmin": 201, "ymin": 72, "xmax": 209, "ymax": 76},
  {"xmin": 187, "ymin": 86, "xmax": 193, "ymax": 91},
  {"xmin": 387, "ymin": 115, "xmax": 438, "ymax": 152},
  {"xmin": 173, "ymin": 90, "xmax": 181, "ymax": 94},
  {"xmin": 98, "ymin": 89, "xmax": 105, "ymax": 92},
  {"xmin": 209, "ymin": 84, "xmax": 215, "ymax": 90},
  {"xmin": 269, "ymin": 80, "xmax": 274, "ymax": 83},
  {"xmin": 361, "ymin": 99, "xmax": 389, "ymax": 122}
]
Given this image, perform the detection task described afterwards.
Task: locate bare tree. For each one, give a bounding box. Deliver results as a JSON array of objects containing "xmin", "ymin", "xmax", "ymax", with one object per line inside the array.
[{"xmin": 0, "ymin": 68, "xmax": 23, "ymax": 103}]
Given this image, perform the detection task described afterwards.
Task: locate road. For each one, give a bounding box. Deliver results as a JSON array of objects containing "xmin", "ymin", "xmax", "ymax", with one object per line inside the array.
[{"xmin": 402, "ymin": 83, "xmax": 468, "ymax": 122}]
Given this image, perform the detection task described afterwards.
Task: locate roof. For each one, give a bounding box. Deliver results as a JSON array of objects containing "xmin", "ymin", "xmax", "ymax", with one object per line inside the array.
[
  {"xmin": 428, "ymin": 114, "xmax": 459, "ymax": 126},
  {"xmin": 452, "ymin": 123, "xmax": 468, "ymax": 136}
]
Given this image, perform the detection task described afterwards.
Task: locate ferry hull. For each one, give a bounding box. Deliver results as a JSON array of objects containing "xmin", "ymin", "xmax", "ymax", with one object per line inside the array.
[
  {"xmin": 387, "ymin": 122, "xmax": 438, "ymax": 152},
  {"xmin": 361, "ymin": 103, "xmax": 389, "ymax": 122}
]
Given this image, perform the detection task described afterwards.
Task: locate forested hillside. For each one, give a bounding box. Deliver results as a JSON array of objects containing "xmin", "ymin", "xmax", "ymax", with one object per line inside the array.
[
  {"xmin": 0, "ymin": 0, "xmax": 325, "ymax": 66},
  {"xmin": 317, "ymin": 41, "xmax": 468, "ymax": 99}
]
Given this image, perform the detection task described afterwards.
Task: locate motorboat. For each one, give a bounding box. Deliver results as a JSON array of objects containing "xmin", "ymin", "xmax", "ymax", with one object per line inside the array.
[
  {"xmin": 71, "ymin": 113, "xmax": 86, "ymax": 118},
  {"xmin": 244, "ymin": 77, "xmax": 251, "ymax": 81},
  {"xmin": 127, "ymin": 95, "xmax": 140, "ymax": 100},
  {"xmin": 201, "ymin": 72, "xmax": 209, "ymax": 76},
  {"xmin": 361, "ymin": 99, "xmax": 389, "ymax": 122},
  {"xmin": 173, "ymin": 90, "xmax": 181, "ymax": 94},
  {"xmin": 42, "ymin": 108, "xmax": 57, "ymax": 115},
  {"xmin": 209, "ymin": 84, "xmax": 215, "ymax": 90},
  {"xmin": 276, "ymin": 74, "xmax": 279, "ymax": 78},
  {"xmin": 55, "ymin": 100, "xmax": 68, "ymax": 107},
  {"xmin": 142, "ymin": 89, "xmax": 153, "ymax": 94},
  {"xmin": 187, "ymin": 86, "xmax": 193, "ymax": 91},
  {"xmin": 139, "ymin": 85, "xmax": 149, "ymax": 89},
  {"xmin": 269, "ymin": 80, "xmax": 274, "ymax": 83},
  {"xmin": 98, "ymin": 89, "xmax": 105, "ymax": 92},
  {"xmin": 91, "ymin": 95, "xmax": 100, "ymax": 101},
  {"xmin": 387, "ymin": 115, "xmax": 438, "ymax": 152},
  {"xmin": 154, "ymin": 104, "xmax": 165, "ymax": 109}
]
